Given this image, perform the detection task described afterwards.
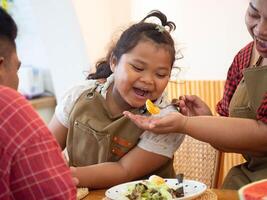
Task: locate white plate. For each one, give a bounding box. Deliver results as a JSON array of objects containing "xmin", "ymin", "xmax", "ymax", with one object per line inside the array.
[{"xmin": 105, "ymin": 179, "xmax": 207, "ymax": 200}]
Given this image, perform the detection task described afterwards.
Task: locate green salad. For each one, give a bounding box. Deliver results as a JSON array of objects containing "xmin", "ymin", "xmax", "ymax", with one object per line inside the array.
[{"xmin": 125, "ymin": 176, "xmax": 184, "ymax": 200}]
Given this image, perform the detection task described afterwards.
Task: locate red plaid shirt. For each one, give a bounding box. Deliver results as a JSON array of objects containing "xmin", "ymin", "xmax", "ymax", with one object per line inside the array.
[
  {"xmin": 217, "ymin": 42, "xmax": 267, "ymax": 123},
  {"xmin": 0, "ymin": 86, "xmax": 76, "ymax": 199}
]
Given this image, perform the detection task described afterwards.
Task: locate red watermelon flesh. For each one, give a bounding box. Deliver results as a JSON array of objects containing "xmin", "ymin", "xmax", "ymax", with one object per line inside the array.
[{"xmin": 239, "ymin": 179, "xmax": 267, "ymax": 200}]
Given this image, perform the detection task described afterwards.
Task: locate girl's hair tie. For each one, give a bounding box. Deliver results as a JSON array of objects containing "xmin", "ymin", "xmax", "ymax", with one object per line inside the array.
[{"xmin": 155, "ymin": 25, "xmax": 165, "ymax": 33}]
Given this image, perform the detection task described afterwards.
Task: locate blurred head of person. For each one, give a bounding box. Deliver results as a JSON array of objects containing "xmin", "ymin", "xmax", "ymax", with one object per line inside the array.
[
  {"xmin": 0, "ymin": 7, "xmax": 21, "ymax": 90},
  {"xmin": 246, "ymin": 0, "xmax": 267, "ymax": 58}
]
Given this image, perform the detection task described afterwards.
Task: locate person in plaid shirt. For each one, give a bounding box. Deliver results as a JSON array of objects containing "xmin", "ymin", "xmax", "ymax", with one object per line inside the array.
[
  {"xmin": 0, "ymin": 7, "xmax": 76, "ymax": 199},
  {"xmin": 124, "ymin": 0, "xmax": 267, "ymax": 190}
]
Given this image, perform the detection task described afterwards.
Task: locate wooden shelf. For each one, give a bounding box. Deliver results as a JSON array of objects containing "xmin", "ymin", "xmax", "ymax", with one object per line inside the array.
[{"xmin": 29, "ymin": 96, "xmax": 56, "ymax": 109}]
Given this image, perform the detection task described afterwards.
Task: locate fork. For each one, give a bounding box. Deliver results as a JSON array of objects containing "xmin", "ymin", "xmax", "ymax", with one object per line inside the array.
[
  {"xmin": 158, "ymin": 104, "xmax": 180, "ymax": 112},
  {"xmin": 158, "ymin": 98, "xmax": 180, "ymax": 109},
  {"xmin": 176, "ymin": 173, "xmax": 184, "ymax": 196}
]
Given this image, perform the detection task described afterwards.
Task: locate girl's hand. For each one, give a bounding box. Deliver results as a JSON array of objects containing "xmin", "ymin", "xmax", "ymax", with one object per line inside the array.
[
  {"xmin": 70, "ymin": 167, "xmax": 80, "ymax": 186},
  {"xmin": 123, "ymin": 111, "xmax": 188, "ymax": 134},
  {"xmin": 61, "ymin": 152, "xmax": 79, "ymax": 186},
  {"xmin": 172, "ymin": 95, "xmax": 212, "ymax": 116}
]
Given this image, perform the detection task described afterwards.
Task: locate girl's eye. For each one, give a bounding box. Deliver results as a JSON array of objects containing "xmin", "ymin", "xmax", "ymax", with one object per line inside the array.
[
  {"xmin": 248, "ymin": 12, "xmax": 260, "ymax": 18},
  {"xmin": 156, "ymin": 73, "xmax": 168, "ymax": 78},
  {"xmin": 131, "ymin": 64, "xmax": 143, "ymax": 71}
]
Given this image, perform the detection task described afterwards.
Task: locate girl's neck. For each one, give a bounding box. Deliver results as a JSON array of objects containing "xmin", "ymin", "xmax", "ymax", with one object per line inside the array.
[{"xmin": 106, "ymin": 84, "xmax": 132, "ymax": 116}]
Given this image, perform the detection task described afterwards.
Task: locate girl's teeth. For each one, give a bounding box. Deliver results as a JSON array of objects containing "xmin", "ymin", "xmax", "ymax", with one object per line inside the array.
[{"xmin": 134, "ymin": 88, "xmax": 147, "ymax": 96}]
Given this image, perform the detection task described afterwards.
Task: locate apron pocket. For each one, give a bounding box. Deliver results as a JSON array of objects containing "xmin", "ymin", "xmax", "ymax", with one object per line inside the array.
[
  {"xmin": 72, "ymin": 120, "xmax": 111, "ymax": 166},
  {"xmin": 231, "ymin": 106, "xmax": 255, "ymax": 119}
]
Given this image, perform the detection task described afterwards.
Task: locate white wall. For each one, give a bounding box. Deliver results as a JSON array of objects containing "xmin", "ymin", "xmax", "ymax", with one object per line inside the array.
[
  {"xmin": 131, "ymin": 0, "xmax": 252, "ymax": 80},
  {"xmin": 14, "ymin": 0, "xmax": 89, "ymax": 99},
  {"xmin": 72, "ymin": 0, "xmax": 131, "ymax": 68}
]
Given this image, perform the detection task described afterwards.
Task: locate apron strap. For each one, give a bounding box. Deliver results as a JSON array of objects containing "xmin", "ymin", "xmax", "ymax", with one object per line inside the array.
[{"xmin": 255, "ymin": 56, "xmax": 263, "ymax": 67}]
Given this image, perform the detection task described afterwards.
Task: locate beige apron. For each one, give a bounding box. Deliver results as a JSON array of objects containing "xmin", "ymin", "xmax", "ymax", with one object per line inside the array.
[
  {"xmin": 66, "ymin": 88, "xmax": 175, "ymax": 178},
  {"xmin": 222, "ymin": 55, "xmax": 267, "ymax": 189}
]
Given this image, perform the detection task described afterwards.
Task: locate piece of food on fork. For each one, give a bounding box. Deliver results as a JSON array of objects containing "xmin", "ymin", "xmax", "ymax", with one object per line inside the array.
[{"xmin": 145, "ymin": 99, "xmax": 160, "ymax": 115}]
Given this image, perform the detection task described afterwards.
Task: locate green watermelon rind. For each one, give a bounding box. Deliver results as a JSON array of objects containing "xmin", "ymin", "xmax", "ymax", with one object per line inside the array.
[{"xmin": 238, "ymin": 179, "xmax": 267, "ymax": 200}]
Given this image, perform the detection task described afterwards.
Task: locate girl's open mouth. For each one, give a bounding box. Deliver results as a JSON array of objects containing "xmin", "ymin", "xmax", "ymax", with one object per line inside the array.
[{"xmin": 133, "ymin": 87, "xmax": 149, "ymax": 98}]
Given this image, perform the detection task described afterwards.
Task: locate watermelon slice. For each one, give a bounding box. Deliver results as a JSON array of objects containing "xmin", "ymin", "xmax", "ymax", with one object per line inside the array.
[{"xmin": 239, "ymin": 179, "xmax": 267, "ymax": 200}]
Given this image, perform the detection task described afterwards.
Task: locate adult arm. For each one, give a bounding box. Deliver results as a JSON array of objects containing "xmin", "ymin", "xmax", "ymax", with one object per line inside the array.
[
  {"xmin": 184, "ymin": 115, "xmax": 267, "ymax": 156},
  {"xmin": 124, "ymin": 111, "xmax": 267, "ymax": 156}
]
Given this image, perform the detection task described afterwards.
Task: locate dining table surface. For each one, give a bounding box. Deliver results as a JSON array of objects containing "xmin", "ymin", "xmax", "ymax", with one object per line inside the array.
[{"xmin": 82, "ymin": 188, "xmax": 239, "ymax": 200}]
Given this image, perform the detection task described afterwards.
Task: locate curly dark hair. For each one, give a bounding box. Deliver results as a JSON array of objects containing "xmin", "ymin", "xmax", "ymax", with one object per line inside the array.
[{"xmin": 87, "ymin": 10, "xmax": 177, "ymax": 80}]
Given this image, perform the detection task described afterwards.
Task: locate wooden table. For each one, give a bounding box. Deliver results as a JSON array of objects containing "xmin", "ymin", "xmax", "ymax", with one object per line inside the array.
[
  {"xmin": 212, "ymin": 189, "xmax": 239, "ymax": 200},
  {"xmin": 29, "ymin": 96, "xmax": 56, "ymax": 110},
  {"xmin": 82, "ymin": 189, "xmax": 238, "ymax": 200}
]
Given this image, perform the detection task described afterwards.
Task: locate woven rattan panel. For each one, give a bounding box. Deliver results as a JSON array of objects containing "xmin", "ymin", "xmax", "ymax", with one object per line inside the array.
[{"xmin": 174, "ymin": 135, "xmax": 221, "ymax": 188}]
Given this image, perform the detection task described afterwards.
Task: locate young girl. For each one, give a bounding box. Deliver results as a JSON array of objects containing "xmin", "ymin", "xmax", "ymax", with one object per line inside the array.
[
  {"xmin": 49, "ymin": 10, "xmax": 184, "ymax": 189},
  {"xmin": 124, "ymin": 0, "xmax": 267, "ymax": 190}
]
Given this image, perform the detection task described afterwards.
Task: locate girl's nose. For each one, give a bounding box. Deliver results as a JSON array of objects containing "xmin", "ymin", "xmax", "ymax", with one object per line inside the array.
[{"xmin": 140, "ymin": 73, "xmax": 154, "ymax": 84}]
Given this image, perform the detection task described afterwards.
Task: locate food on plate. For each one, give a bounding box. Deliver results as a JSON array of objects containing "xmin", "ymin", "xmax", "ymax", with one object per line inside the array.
[
  {"xmin": 239, "ymin": 179, "xmax": 267, "ymax": 200},
  {"xmin": 149, "ymin": 175, "xmax": 166, "ymax": 185},
  {"xmin": 146, "ymin": 99, "xmax": 160, "ymax": 115},
  {"xmin": 125, "ymin": 175, "xmax": 184, "ymax": 200}
]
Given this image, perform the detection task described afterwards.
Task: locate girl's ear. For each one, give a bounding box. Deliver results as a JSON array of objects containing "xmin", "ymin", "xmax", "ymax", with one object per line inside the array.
[
  {"xmin": 0, "ymin": 57, "xmax": 4, "ymax": 66},
  {"xmin": 0, "ymin": 57, "xmax": 5, "ymax": 72},
  {"xmin": 109, "ymin": 54, "xmax": 118, "ymax": 72}
]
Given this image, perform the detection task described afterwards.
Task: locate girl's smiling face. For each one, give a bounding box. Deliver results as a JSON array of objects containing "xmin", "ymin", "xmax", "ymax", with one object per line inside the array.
[
  {"xmin": 246, "ymin": 0, "xmax": 267, "ymax": 57},
  {"xmin": 110, "ymin": 40, "xmax": 172, "ymax": 109}
]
